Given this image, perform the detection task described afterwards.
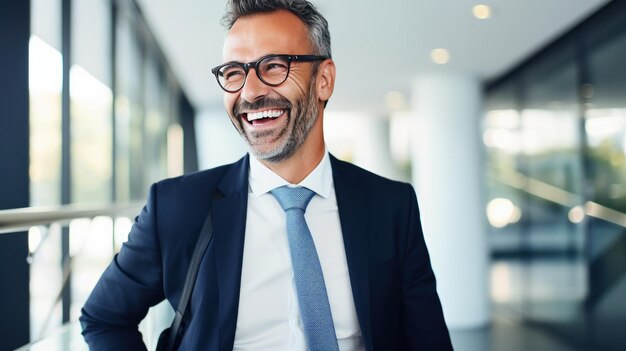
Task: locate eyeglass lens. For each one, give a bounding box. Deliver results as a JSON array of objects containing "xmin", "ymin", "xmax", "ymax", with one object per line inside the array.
[{"xmin": 217, "ymin": 56, "xmax": 290, "ymax": 92}]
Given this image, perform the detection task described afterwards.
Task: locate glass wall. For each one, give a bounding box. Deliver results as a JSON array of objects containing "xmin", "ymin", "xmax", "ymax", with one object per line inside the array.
[
  {"xmin": 29, "ymin": 0, "xmax": 64, "ymax": 341},
  {"xmin": 30, "ymin": 0, "xmax": 62, "ymax": 207},
  {"xmin": 484, "ymin": 1, "xmax": 626, "ymax": 348},
  {"xmin": 28, "ymin": 0, "xmax": 196, "ymax": 343},
  {"xmin": 71, "ymin": 0, "xmax": 113, "ymax": 205},
  {"xmin": 585, "ymin": 25, "xmax": 626, "ymax": 214},
  {"xmin": 115, "ymin": 7, "xmax": 145, "ymax": 202}
]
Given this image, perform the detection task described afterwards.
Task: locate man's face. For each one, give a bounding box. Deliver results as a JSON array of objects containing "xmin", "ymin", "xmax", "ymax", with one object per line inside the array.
[{"xmin": 222, "ymin": 10, "xmax": 322, "ymax": 163}]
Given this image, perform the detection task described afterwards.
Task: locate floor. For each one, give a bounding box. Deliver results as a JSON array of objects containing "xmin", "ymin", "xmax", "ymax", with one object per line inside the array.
[
  {"xmin": 450, "ymin": 316, "xmax": 575, "ymax": 351},
  {"xmin": 18, "ymin": 315, "xmax": 581, "ymax": 351},
  {"xmin": 20, "ymin": 251, "xmax": 626, "ymax": 351}
]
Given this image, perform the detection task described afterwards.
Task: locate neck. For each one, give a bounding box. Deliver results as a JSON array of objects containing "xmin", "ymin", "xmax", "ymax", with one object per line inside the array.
[{"xmin": 259, "ymin": 137, "xmax": 325, "ymax": 184}]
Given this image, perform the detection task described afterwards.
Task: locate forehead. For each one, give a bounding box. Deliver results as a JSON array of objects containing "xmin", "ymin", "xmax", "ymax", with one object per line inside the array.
[{"xmin": 223, "ymin": 10, "xmax": 312, "ymax": 62}]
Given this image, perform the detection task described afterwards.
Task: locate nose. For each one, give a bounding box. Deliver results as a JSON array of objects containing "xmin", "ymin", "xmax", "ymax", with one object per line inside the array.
[{"xmin": 239, "ymin": 68, "xmax": 270, "ymax": 103}]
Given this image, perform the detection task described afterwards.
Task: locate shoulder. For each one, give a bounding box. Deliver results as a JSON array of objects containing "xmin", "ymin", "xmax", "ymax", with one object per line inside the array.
[
  {"xmin": 330, "ymin": 154, "xmax": 414, "ymax": 198},
  {"xmin": 330, "ymin": 155, "xmax": 418, "ymax": 218},
  {"xmin": 159, "ymin": 156, "xmax": 245, "ymax": 189},
  {"xmin": 151, "ymin": 155, "xmax": 248, "ymax": 204},
  {"xmin": 157, "ymin": 163, "xmax": 229, "ymax": 190},
  {"xmin": 143, "ymin": 155, "xmax": 248, "ymax": 242}
]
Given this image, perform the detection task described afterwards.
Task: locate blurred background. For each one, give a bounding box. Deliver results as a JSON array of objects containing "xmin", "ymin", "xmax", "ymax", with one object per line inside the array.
[{"xmin": 1, "ymin": 0, "xmax": 626, "ymax": 350}]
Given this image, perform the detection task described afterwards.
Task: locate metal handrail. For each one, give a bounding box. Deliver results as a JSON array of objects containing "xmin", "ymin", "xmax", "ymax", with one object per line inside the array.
[
  {"xmin": 0, "ymin": 202, "xmax": 144, "ymax": 234},
  {"xmin": 0, "ymin": 202, "xmax": 144, "ymax": 342},
  {"xmin": 491, "ymin": 167, "xmax": 626, "ymax": 229}
]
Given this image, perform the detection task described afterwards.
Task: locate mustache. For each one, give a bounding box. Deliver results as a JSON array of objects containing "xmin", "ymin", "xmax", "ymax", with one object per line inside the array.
[{"xmin": 233, "ymin": 97, "xmax": 292, "ymax": 116}]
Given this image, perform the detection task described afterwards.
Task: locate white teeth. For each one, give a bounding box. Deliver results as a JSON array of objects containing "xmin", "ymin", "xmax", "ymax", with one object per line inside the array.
[{"xmin": 247, "ymin": 109, "xmax": 284, "ymax": 121}]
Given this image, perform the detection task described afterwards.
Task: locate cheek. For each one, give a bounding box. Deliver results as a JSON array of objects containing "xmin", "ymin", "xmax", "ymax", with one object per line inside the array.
[
  {"xmin": 284, "ymin": 74, "xmax": 308, "ymax": 96},
  {"xmin": 275, "ymin": 84, "xmax": 305, "ymax": 106},
  {"xmin": 223, "ymin": 94, "xmax": 238, "ymax": 117}
]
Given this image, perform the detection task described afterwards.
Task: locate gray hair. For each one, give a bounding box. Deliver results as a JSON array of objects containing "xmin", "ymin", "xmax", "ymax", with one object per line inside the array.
[{"xmin": 222, "ymin": 0, "xmax": 332, "ymax": 58}]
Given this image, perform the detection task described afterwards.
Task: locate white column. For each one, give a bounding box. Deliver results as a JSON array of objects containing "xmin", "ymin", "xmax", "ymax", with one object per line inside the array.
[
  {"xmin": 353, "ymin": 114, "xmax": 404, "ymax": 181},
  {"xmin": 411, "ymin": 73, "xmax": 489, "ymax": 329},
  {"xmin": 195, "ymin": 108, "xmax": 248, "ymax": 170}
]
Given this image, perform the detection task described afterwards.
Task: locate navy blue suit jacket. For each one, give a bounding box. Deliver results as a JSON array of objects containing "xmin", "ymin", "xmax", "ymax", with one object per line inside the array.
[{"xmin": 80, "ymin": 154, "xmax": 452, "ymax": 350}]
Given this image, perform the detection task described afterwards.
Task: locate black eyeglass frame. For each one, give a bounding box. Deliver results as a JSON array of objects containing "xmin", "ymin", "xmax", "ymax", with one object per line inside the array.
[{"xmin": 211, "ymin": 54, "xmax": 329, "ymax": 93}]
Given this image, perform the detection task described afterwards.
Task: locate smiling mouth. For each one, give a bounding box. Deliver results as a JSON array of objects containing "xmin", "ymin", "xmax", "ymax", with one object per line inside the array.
[{"xmin": 242, "ymin": 109, "xmax": 286, "ymax": 125}]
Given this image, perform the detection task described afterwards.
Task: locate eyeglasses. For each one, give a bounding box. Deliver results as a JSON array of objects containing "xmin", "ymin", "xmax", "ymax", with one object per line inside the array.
[{"xmin": 211, "ymin": 54, "xmax": 329, "ymax": 93}]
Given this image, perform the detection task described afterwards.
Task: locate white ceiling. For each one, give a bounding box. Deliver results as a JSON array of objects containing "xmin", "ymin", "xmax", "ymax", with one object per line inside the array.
[{"xmin": 135, "ymin": 0, "xmax": 610, "ymax": 114}]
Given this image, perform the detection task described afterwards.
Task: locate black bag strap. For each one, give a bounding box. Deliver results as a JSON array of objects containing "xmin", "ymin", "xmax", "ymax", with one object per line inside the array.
[{"xmin": 166, "ymin": 203, "xmax": 214, "ymax": 350}]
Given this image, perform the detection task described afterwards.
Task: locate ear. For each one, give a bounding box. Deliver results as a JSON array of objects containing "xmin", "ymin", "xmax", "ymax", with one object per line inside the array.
[{"xmin": 315, "ymin": 59, "xmax": 336, "ymax": 104}]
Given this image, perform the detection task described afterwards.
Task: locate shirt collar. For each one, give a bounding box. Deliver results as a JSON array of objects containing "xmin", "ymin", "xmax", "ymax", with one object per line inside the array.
[{"xmin": 248, "ymin": 150, "xmax": 333, "ymax": 199}]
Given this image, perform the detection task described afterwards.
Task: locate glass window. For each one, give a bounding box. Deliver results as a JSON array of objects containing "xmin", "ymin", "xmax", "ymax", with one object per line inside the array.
[
  {"xmin": 520, "ymin": 47, "xmax": 586, "ymax": 317},
  {"xmin": 71, "ymin": 0, "xmax": 113, "ymax": 205},
  {"xmin": 483, "ymin": 81, "xmax": 527, "ymax": 314},
  {"xmin": 483, "ymin": 81, "xmax": 524, "ymax": 248},
  {"xmin": 116, "ymin": 11, "xmax": 145, "ymax": 202},
  {"xmin": 31, "ymin": 0, "xmax": 61, "ymax": 51},
  {"xmin": 29, "ymin": 0, "xmax": 63, "ymax": 339},
  {"xmin": 143, "ymin": 53, "xmax": 168, "ymax": 184},
  {"xmin": 69, "ymin": 0, "xmax": 115, "ymax": 325},
  {"xmin": 484, "ymin": 3, "xmax": 626, "ymax": 348},
  {"xmin": 586, "ymin": 31, "xmax": 626, "ymax": 213},
  {"xmin": 484, "ymin": 46, "xmax": 587, "ymax": 319},
  {"xmin": 484, "ymin": 81, "xmax": 521, "ymax": 173},
  {"xmin": 585, "ymin": 25, "xmax": 626, "ymax": 271},
  {"xmin": 30, "ymin": 0, "xmax": 62, "ymax": 207},
  {"xmin": 522, "ymin": 44, "xmax": 582, "ymax": 195},
  {"xmin": 164, "ymin": 75, "xmax": 182, "ymax": 178},
  {"xmin": 26, "ymin": 0, "xmax": 195, "ymax": 344}
]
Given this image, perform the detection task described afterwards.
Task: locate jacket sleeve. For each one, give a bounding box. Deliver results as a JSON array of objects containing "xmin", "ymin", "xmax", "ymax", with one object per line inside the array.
[
  {"xmin": 401, "ymin": 185, "xmax": 453, "ymax": 350},
  {"xmin": 79, "ymin": 183, "xmax": 165, "ymax": 350}
]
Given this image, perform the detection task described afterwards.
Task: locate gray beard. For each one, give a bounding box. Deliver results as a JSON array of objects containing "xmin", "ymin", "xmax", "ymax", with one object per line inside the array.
[{"xmin": 239, "ymin": 78, "xmax": 319, "ymax": 163}]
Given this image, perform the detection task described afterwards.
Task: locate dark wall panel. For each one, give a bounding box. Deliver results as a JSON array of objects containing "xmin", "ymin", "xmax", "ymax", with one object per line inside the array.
[{"xmin": 0, "ymin": 0, "xmax": 31, "ymax": 349}]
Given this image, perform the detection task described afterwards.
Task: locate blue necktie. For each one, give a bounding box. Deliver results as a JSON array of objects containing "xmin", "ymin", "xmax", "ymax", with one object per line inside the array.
[{"xmin": 271, "ymin": 186, "xmax": 340, "ymax": 351}]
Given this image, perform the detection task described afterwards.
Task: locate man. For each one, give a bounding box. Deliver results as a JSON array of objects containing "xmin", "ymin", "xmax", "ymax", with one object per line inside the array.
[{"xmin": 80, "ymin": 0, "xmax": 452, "ymax": 350}]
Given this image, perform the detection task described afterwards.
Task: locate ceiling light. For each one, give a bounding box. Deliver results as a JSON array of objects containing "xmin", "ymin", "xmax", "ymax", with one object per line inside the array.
[
  {"xmin": 430, "ymin": 48, "xmax": 450, "ymax": 64},
  {"xmin": 472, "ymin": 4, "xmax": 492, "ymax": 19}
]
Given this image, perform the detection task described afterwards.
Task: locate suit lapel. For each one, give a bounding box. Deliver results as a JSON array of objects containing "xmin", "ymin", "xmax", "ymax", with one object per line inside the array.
[
  {"xmin": 212, "ymin": 155, "xmax": 249, "ymax": 351},
  {"xmin": 330, "ymin": 155, "xmax": 374, "ymax": 351}
]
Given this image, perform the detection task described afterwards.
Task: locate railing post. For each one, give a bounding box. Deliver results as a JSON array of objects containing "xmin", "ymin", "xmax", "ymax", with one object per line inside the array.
[
  {"xmin": 61, "ymin": 227, "xmax": 71, "ymax": 323},
  {"xmin": 61, "ymin": 0, "xmax": 72, "ymax": 324}
]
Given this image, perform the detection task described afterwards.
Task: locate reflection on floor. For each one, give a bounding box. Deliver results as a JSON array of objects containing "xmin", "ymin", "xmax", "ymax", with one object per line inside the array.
[
  {"xmin": 450, "ymin": 314, "xmax": 574, "ymax": 351},
  {"xmin": 483, "ymin": 258, "xmax": 626, "ymax": 351}
]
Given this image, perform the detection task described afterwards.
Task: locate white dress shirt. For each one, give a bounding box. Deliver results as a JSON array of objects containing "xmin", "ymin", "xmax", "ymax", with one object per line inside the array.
[{"xmin": 232, "ymin": 152, "xmax": 364, "ymax": 351}]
